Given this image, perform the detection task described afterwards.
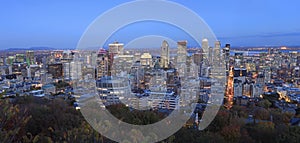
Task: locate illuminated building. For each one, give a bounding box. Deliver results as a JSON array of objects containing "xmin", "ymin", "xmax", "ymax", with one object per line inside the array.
[
  {"xmin": 225, "ymin": 67, "xmax": 234, "ymax": 109},
  {"xmin": 52, "ymin": 50, "xmax": 63, "ymax": 59},
  {"xmin": 210, "ymin": 40, "xmax": 226, "ymax": 104},
  {"xmin": 223, "ymin": 44, "xmax": 231, "ymax": 73},
  {"xmin": 140, "ymin": 53, "xmax": 152, "ymax": 66}
]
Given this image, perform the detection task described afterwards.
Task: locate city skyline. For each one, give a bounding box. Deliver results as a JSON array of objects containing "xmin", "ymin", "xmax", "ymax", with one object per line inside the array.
[
  {"xmin": 1, "ymin": 33, "xmax": 300, "ymax": 142},
  {"xmin": 1, "ymin": 0, "xmax": 300, "ymax": 50},
  {"xmin": 1, "ymin": 1, "xmax": 300, "ymax": 142}
]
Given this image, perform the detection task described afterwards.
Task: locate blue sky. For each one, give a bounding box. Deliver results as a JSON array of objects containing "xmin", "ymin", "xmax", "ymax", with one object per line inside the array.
[{"xmin": 0, "ymin": 0, "xmax": 300, "ymax": 49}]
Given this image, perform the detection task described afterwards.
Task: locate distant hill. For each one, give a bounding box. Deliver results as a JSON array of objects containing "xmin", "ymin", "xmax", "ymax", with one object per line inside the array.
[{"xmin": 2, "ymin": 47, "xmax": 58, "ymax": 51}]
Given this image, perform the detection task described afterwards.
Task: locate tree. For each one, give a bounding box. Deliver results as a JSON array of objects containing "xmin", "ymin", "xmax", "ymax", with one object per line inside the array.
[
  {"xmin": 257, "ymin": 99, "xmax": 272, "ymax": 109},
  {"xmin": 254, "ymin": 107, "xmax": 270, "ymax": 120},
  {"xmin": 245, "ymin": 122, "xmax": 276, "ymax": 143},
  {"xmin": 0, "ymin": 99, "xmax": 31, "ymax": 143},
  {"xmin": 220, "ymin": 125, "xmax": 241, "ymax": 143}
]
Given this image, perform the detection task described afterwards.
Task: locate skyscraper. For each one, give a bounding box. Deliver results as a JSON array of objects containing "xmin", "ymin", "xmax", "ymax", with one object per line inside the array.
[
  {"xmin": 202, "ymin": 38, "xmax": 212, "ymax": 65},
  {"xmin": 161, "ymin": 40, "xmax": 170, "ymax": 69},
  {"xmin": 223, "ymin": 44, "xmax": 231, "ymax": 74},
  {"xmin": 202, "ymin": 38, "xmax": 209, "ymax": 50},
  {"xmin": 214, "ymin": 41, "xmax": 221, "ymax": 62},
  {"xmin": 177, "ymin": 41, "xmax": 187, "ymax": 78},
  {"xmin": 177, "ymin": 41, "xmax": 187, "ymax": 64},
  {"xmin": 96, "ymin": 48, "xmax": 109, "ymax": 78},
  {"xmin": 109, "ymin": 41, "xmax": 124, "ymax": 56}
]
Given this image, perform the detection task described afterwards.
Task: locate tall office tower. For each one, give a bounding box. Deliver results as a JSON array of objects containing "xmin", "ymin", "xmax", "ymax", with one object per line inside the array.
[
  {"xmin": 210, "ymin": 40, "xmax": 226, "ymax": 107},
  {"xmin": 201, "ymin": 38, "xmax": 210, "ymax": 63},
  {"xmin": 96, "ymin": 48, "xmax": 109, "ymax": 78},
  {"xmin": 177, "ymin": 41, "xmax": 187, "ymax": 64},
  {"xmin": 90, "ymin": 51, "xmax": 97, "ymax": 67},
  {"xmin": 176, "ymin": 41, "xmax": 187, "ymax": 77},
  {"xmin": 109, "ymin": 41, "xmax": 124, "ymax": 56},
  {"xmin": 26, "ymin": 51, "xmax": 35, "ymax": 65},
  {"xmin": 202, "ymin": 38, "xmax": 209, "ymax": 50},
  {"xmin": 211, "ymin": 41, "xmax": 224, "ymax": 78},
  {"xmin": 15, "ymin": 54, "xmax": 25, "ymax": 63},
  {"xmin": 214, "ymin": 41, "xmax": 221, "ymax": 61},
  {"xmin": 160, "ymin": 40, "xmax": 170, "ymax": 69},
  {"xmin": 223, "ymin": 44, "xmax": 231, "ymax": 73}
]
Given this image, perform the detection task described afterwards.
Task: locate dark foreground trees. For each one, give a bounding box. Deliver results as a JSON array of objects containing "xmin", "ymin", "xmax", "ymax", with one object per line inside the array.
[{"xmin": 1, "ymin": 97, "xmax": 300, "ymax": 143}]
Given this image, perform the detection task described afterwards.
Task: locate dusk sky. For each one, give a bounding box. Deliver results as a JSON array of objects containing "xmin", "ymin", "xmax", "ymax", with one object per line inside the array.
[{"xmin": 1, "ymin": 0, "xmax": 300, "ymax": 50}]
